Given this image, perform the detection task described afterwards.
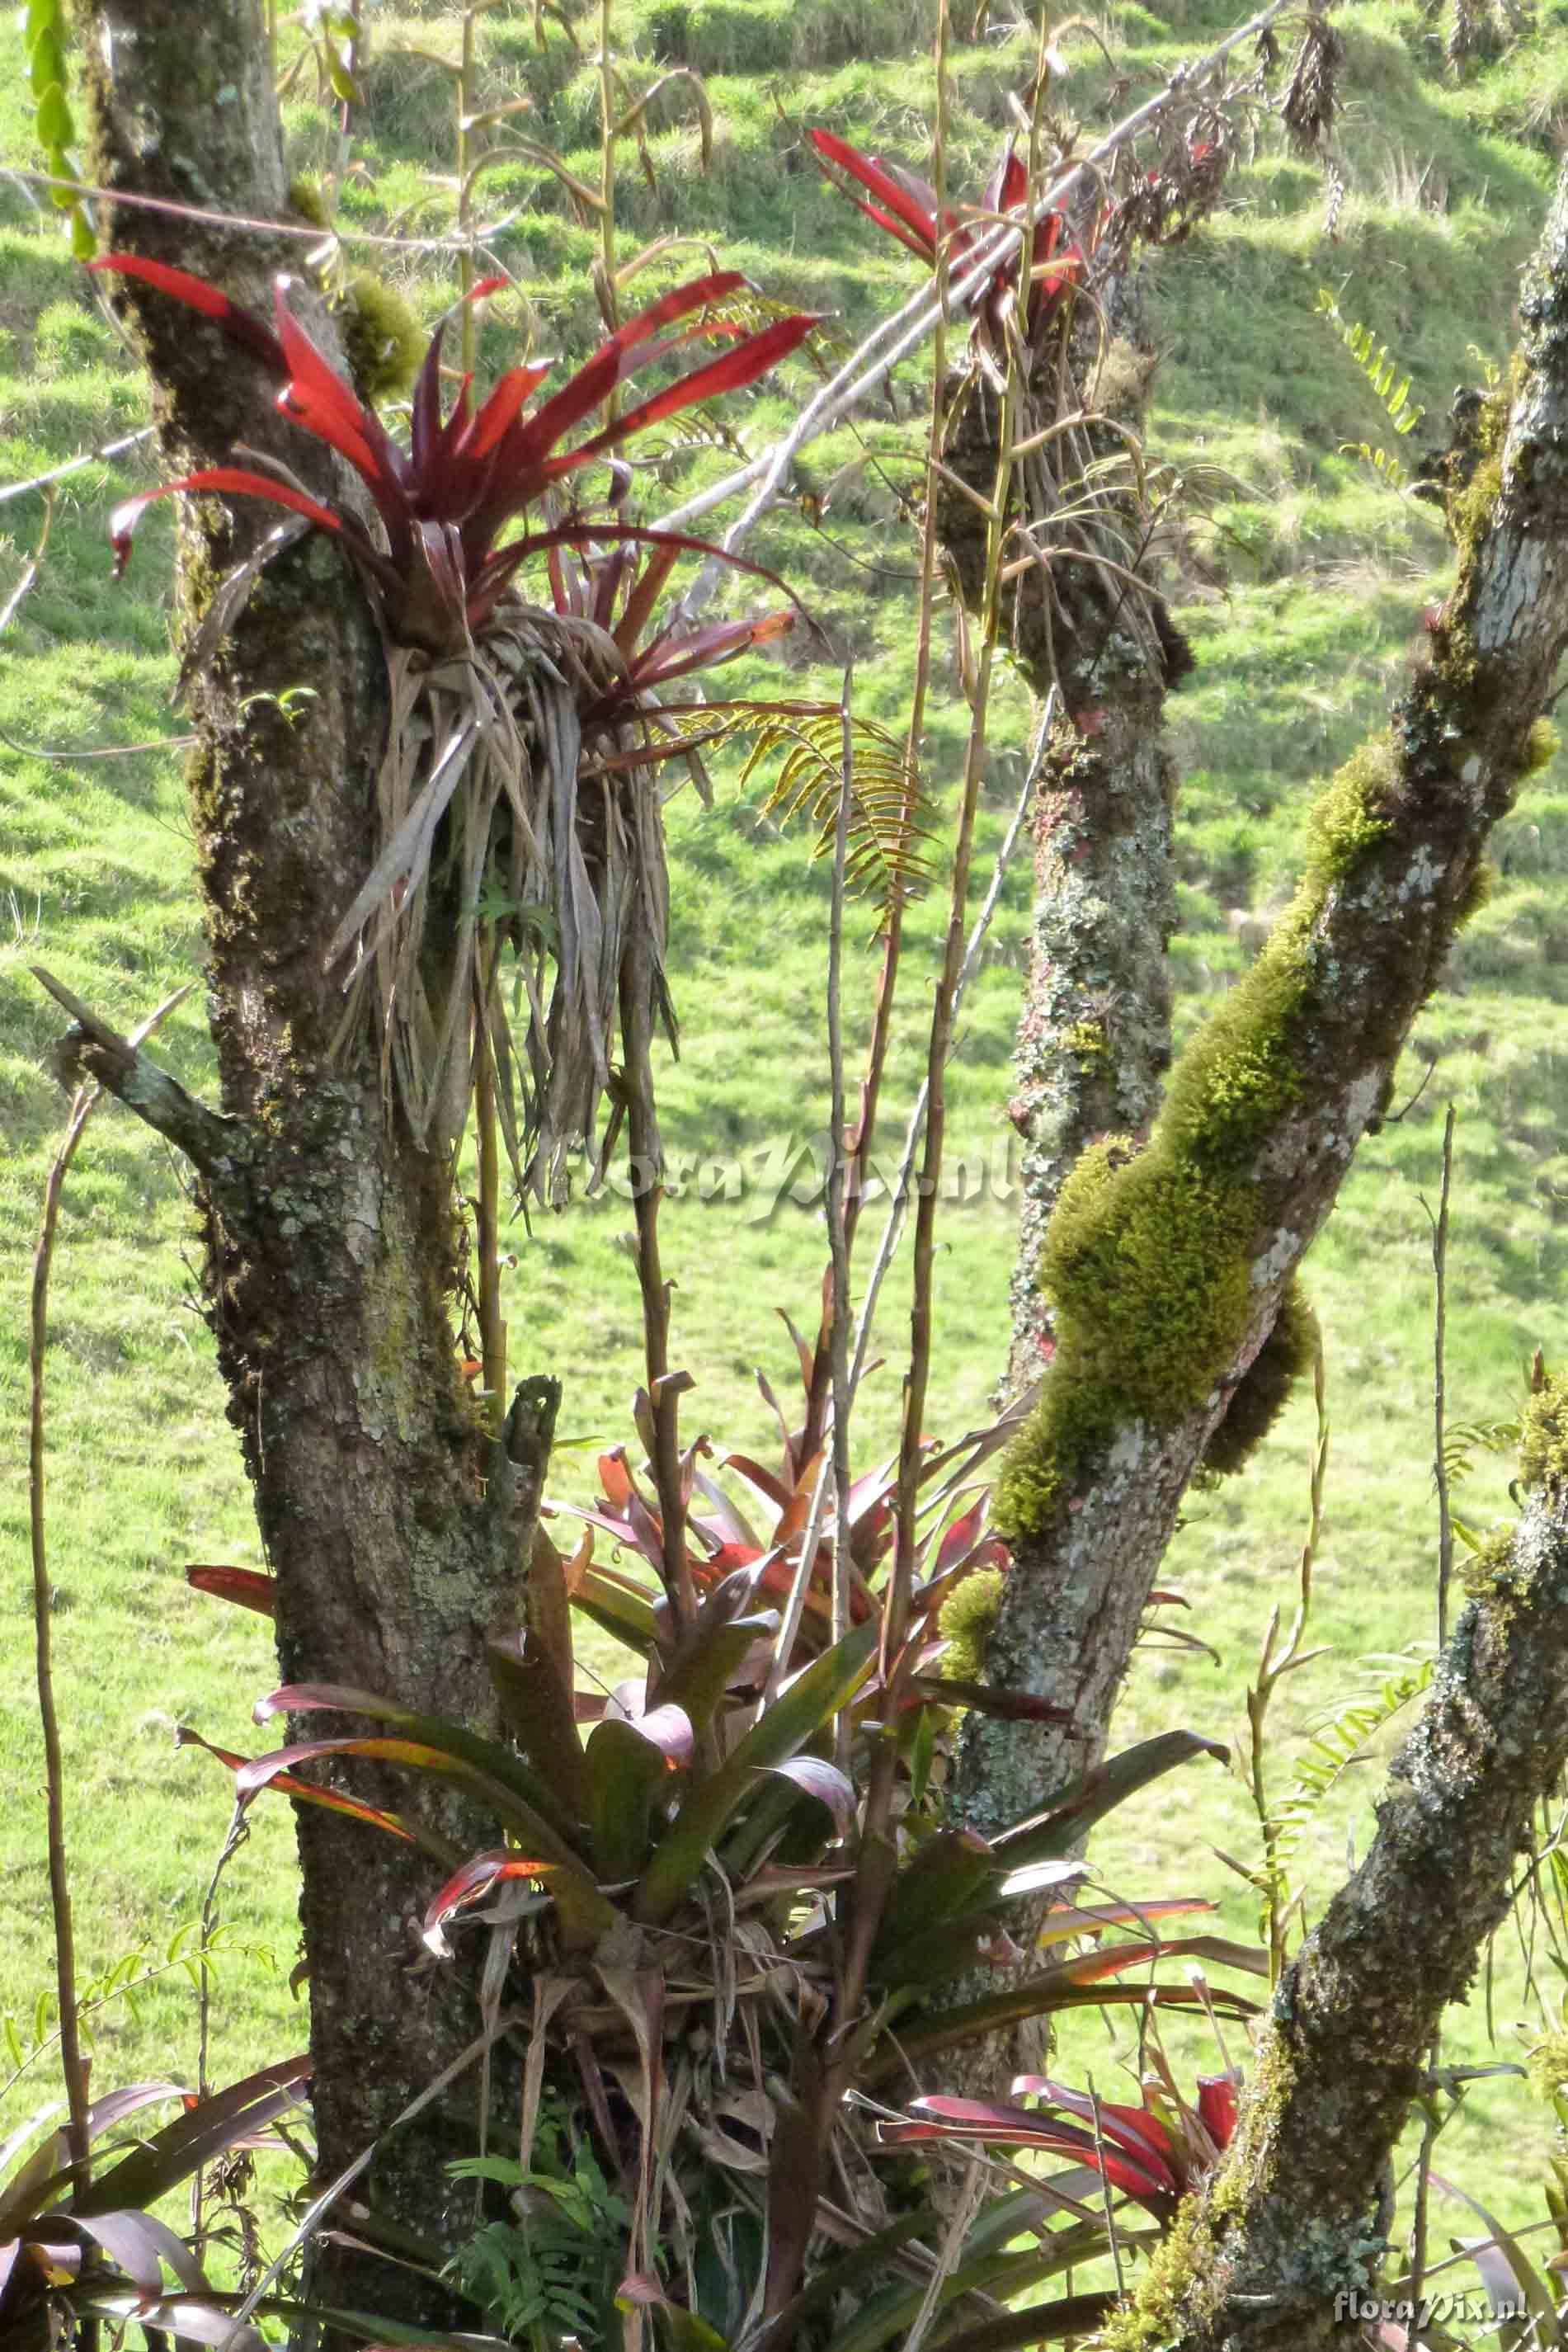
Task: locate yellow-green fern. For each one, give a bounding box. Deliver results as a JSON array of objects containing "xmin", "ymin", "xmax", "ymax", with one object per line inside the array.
[{"xmin": 1316, "ymin": 288, "xmax": 1426, "ymax": 490}]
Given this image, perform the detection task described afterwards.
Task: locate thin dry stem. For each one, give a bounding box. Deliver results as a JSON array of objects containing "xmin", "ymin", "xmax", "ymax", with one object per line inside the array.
[
  {"xmin": 827, "ymin": 668, "xmax": 856, "ymax": 1778},
  {"xmin": 798, "ymin": 0, "xmax": 951, "ymax": 1468},
  {"xmin": 29, "ymin": 982, "xmax": 193, "ymax": 2202},
  {"xmin": 1245, "ymin": 1343, "xmax": 1330, "ymax": 1984},
  {"xmin": 1430, "ymin": 1102, "xmax": 1457, "ymax": 1649}
]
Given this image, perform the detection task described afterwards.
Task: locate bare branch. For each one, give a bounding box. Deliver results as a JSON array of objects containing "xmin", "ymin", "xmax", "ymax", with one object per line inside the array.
[{"xmin": 32, "ymin": 966, "xmax": 238, "ymax": 1177}]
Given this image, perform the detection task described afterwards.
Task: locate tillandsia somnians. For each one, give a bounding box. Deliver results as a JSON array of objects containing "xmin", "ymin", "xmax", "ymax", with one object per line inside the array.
[{"xmin": 92, "ymin": 256, "xmax": 817, "ymax": 1193}]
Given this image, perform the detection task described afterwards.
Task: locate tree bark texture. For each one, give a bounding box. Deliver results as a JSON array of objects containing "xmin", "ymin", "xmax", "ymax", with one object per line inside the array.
[
  {"xmin": 64, "ymin": 0, "xmax": 546, "ymax": 2315},
  {"xmin": 955, "ymin": 150, "xmax": 1568, "ymax": 1843},
  {"xmin": 1111, "ymin": 1384, "xmax": 1568, "ymax": 2351}
]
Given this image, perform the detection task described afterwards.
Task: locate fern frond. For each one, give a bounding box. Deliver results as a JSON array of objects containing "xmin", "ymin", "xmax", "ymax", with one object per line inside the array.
[
  {"xmin": 1339, "ymin": 439, "xmax": 1413, "ymax": 491},
  {"xmin": 658, "ymin": 700, "xmax": 935, "ymax": 907},
  {"xmin": 1442, "ymin": 1415, "xmax": 1520, "ymax": 1489},
  {"xmin": 1316, "ymin": 289, "xmax": 1427, "ymax": 436},
  {"xmin": 1267, "ymin": 1657, "xmax": 1434, "ymax": 1873},
  {"xmin": 1316, "ymin": 289, "xmax": 1428, "ymax": 493}
]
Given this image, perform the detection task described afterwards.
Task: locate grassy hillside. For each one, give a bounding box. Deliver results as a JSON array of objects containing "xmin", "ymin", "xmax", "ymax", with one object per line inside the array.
[{"xmin": 5, "ymin": 0, "xmax": 1568, "ymax": 2255}]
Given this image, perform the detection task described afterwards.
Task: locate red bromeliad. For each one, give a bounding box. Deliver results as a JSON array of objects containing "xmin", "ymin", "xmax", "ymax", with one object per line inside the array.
[
  {"xmin": 87, "ymin": 257, "xmax": 818, "ymax": 1176},
  {"xmin": 90, "ymin": 257, "xmax": 816, "ymax": 654},
  {"xmin": 878, "ymin": 2067, "xmax": 1242, "ymax": 2227},
  {"xmin": 807, "ymin": 129, "xmax": 1090, "ymax": 356}
]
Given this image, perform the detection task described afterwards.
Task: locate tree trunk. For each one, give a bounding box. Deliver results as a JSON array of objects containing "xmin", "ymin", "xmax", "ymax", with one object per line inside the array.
[
  {"xmin": 954, "ymin": 147, "xmax": 1568, "ymax": 1841},
  {"xmin": 1110, "ymin": 1379, "xmax": 1568, "ymax": 2352},
  {"xmin": 936, "ymin": 328, "xmax": 1184, "ymax": 1398},
  {"xmin": 63, "ymin": 1, "xmax": 548, "ymax": 2317}
]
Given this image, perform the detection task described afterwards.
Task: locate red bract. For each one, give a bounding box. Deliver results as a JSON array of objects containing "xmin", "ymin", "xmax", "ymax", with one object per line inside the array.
[
  {"xmin": 877, "ymin": 2068, "xmax": 1245, "ymax": 2225},
  {"xmin": 89, "ymin": 256, "xmax": 817, "ymax": 649},
  {"xmin": 808, "ymin": 128, "xmax": 1090, "ymax": 353},
  {"xmin": 1006, "ymin": 2066, "xmax": 1244, "ymax": 2214}
]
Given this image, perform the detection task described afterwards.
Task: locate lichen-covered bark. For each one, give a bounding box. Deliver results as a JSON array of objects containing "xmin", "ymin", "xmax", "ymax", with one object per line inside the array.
[
  {"xmin": 64, "ymin": 1, "xmax": 543, "ymax": 2318},
  {"xmin": 955, "ymin": 150, "xmax": 1568, "ymax": 1842},
  {"xmin": 1109, "ymin": 1383, "xmax": 1568, "ymax": 2351}
]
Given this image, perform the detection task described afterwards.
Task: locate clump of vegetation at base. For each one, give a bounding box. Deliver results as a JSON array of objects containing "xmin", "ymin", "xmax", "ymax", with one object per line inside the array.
[{"xmin": 1200, "ymin": 1276, "xmax": 1320, "ymax": 1482}]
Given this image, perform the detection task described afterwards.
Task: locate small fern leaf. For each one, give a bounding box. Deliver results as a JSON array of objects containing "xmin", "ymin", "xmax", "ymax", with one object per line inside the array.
[{"xmin": 1267, "ymin": 1657, "xmax": 1434, "ymax": 1872}]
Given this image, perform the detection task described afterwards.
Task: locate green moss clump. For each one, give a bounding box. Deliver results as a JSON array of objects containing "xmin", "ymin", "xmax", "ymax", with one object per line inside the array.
[
  {"xmin": 1302, "ymin": 731, "xmax": 1399, "ymax": 893},
  {"xmin": 938, "ymin": 1568, "xmax": 1005, "ymax": 1681},
  {"xmin": 1520, "ymin": 1372, "xmax": 1568, "ymax": 1493},
  {"xmin": 1529, "ymin": 2029, "xmax": 1568, "ymax": 2110},
  {"xmin": 1042, "ymin": 1153, "xmax": 1256, "ymax": 1422},
  {"xmin": 994, "ymin": 1372, "xmax": 1114, "ymax": 1543},
  {"xmin": 1456, "ymin": 857, "xmax": 1495, "ymax": 928},
  {"xmin": 336, "ymin": 271, "xmax": 425, "ymax": 405},
  {"xmin": 1446, "ymin": 370, "xmax": 1516, "ymax": 555},
  {"xmin": 1523, "ymin": 717, "xmax": 1561, "ymax": 776},
  {"xmin": 996, "ymin": 917, "xmax": 1323, "ymax": 1543},
  {"xmin": 1101, "ymin": 2033, "xmax": 1297, "ymax": 2349},
  {"xmin": 1101, "ymin": 2194, "xmax": 1224, "ymax": 2351},
  {"xmin": 1062, "ymin": 1018, "xmax": 1108, "ymax": 1067},
  {"xmin": 1462, "ymin": 1524, "xmax": 1520, "ymax": 1614},
  {"xmin": 994, "ymin": 716, "xmax": 1420, "ymax": 1544},
  {"xmin": 1201, "ymin": 1277, "xmax": 1320, "ymax": 1482},
  {"xmin": 1449, "ymin": 449, "xmax": 1504, "ymax": 563},
  {"xmin": 289, "ymin": 172, "xmax": 332, "ymax": 229}
]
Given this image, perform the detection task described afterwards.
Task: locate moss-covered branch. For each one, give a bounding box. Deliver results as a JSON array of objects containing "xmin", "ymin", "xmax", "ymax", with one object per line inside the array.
[
  {"xmin": 956, "ymin": 148, "xmax": 1568, "ymax": 1841},
  {"xmin": 1108, "ymin": 1375, "xmax": 1568, "ymax": 2351}
]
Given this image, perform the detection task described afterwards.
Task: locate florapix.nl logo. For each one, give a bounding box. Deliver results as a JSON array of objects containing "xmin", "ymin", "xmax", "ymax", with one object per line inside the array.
[{"xmin": 600, "ymin": 1129, "xmax": 1023, "ymax": 1226}]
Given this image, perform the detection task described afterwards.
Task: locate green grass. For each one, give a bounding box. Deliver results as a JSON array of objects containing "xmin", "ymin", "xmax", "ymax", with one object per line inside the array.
[{"xmin": 5, "ymin": 0, "xmax": 1568, "ymax": 2280}]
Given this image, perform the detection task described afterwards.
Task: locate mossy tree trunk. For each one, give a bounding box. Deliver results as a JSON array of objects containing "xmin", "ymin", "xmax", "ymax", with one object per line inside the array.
[
  {"xmin": 954, "ymin": 151, "xmax": 1568, "ymax": 1852},
  {"xmin": 60, "ymin": 0, "xmax": 550, "ymax": 2321},
  {"xmin": 935, "ymin": 327, "xmax": 1184, "ymax": 1400},
  {"xmin": 1110, "ymin": 1383, "xmax": 1568, "ymax": 2352}
]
